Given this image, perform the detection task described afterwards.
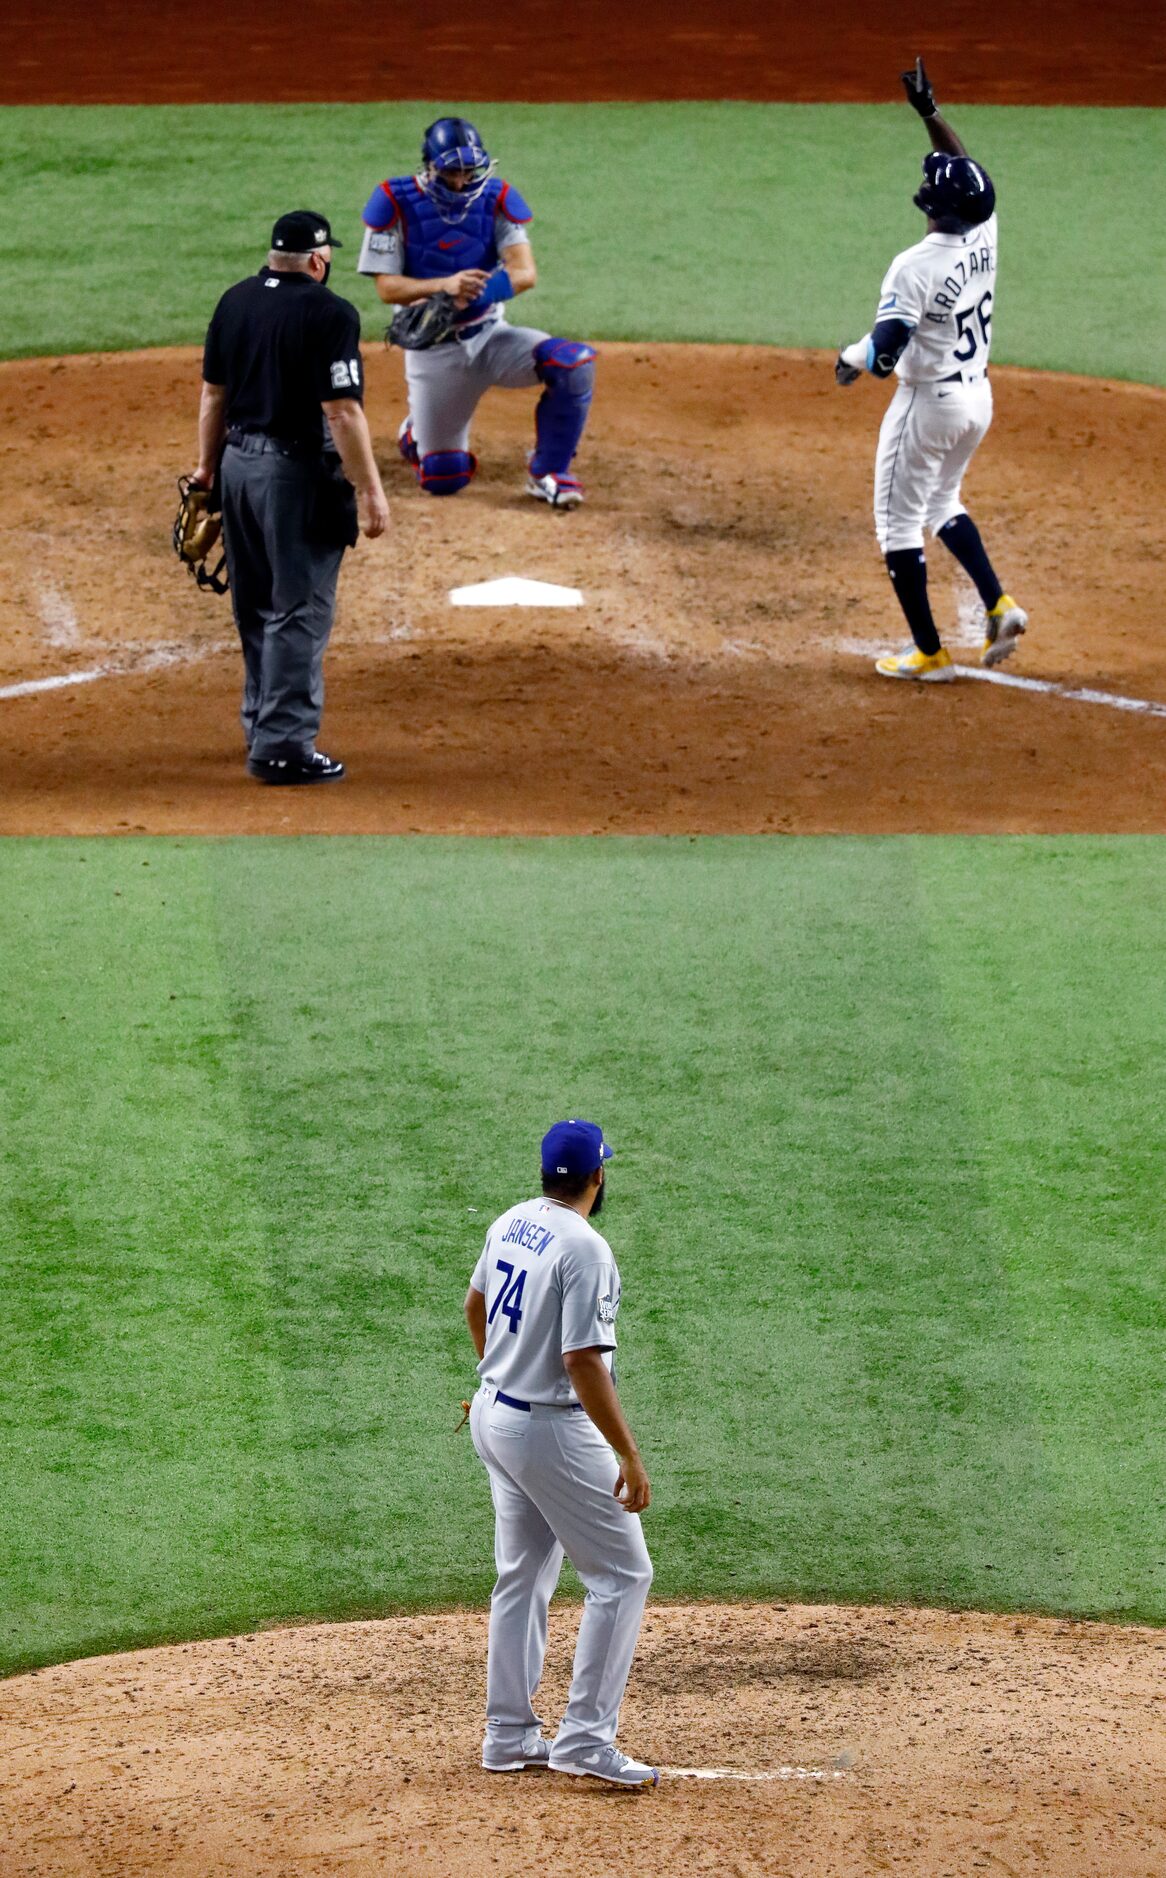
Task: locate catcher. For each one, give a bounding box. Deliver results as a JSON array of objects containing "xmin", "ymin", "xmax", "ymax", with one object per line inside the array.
[{"xmin": 359, "ymin": 117, "xmax": 596, "ymax": 508}]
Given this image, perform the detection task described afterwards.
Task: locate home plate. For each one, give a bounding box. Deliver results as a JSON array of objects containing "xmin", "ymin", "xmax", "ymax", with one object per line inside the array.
[{"xmin": 448, "ymin": 575, "xmax": 583, "ymax": 607}]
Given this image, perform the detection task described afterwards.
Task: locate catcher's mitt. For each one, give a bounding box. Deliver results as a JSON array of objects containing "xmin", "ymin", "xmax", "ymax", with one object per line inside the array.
[
  {"xmin": 386, "ymin": 291, "xmax": 460, "ymax": 352},
  {"xmin": 173, "ymin": 476, "xmax": 228, "ymax": 594}
]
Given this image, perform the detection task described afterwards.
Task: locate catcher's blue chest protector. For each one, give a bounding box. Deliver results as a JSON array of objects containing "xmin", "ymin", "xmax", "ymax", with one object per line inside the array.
[{"xmin": 362, "ymin": 176, "xmax": 531, "ymax": 278}]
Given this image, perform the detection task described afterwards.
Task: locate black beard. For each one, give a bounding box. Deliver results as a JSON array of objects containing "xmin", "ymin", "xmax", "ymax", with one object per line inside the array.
[{"xmin": 590, "ymin": 1179, "xmax": 604, "ymax": 1216}]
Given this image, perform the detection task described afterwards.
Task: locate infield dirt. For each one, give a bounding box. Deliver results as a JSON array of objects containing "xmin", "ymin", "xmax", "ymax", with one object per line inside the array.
[
  {"xmin": 3, "ymin": 1601, "xmax": 1164, "ymax": 1876},
  {"xmin": 3, "ymin": 343, "xmax": 1164, "ymax": 836}
]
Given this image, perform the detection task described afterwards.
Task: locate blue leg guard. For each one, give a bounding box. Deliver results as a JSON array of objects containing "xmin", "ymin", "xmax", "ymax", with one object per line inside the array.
[
  {"xmin": 530, "ymin": 338, "xmax": 597, "ymax": 479},
  {"xmin": 419, "ymin": 449, "xmax": 477, "ymax": 496}
]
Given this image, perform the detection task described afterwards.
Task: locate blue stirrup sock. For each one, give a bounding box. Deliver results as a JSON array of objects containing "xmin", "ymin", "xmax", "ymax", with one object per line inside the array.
[
  {"xmin": 937, "ymin": 513, "xmax": 1004, "ymax": 611},
  {"xmin": 885, "ymin": 548, "xmax": 942, "ymax": 656}
]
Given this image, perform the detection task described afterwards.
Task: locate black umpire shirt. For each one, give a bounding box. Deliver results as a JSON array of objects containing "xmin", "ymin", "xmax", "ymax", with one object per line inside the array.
[{"xmin": 203, "ymin": 269, "xmax": 364, "ymax": 449}]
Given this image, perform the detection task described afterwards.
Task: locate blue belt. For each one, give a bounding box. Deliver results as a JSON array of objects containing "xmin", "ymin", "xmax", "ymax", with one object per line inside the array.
[
  {"xmin": 494, "ymin": 1388, "xmax": 583, "ymax": 1413},
  {"xmin": 437, "ymin": 320, "xmax": 488, "ymax": 346}
]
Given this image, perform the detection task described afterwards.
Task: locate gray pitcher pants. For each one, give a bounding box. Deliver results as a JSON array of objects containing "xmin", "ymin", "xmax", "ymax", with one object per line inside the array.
[
  {"xmin": 220, "ymin": 439, "xmax": 345, "ymax": 760},
  {"xmin": 470, "ymin": 1385, "xmax": 653, "ymax": 1760}
]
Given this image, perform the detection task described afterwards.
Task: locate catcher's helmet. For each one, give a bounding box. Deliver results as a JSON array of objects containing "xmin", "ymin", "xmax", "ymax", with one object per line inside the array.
[
  {"xmin": 420, "ymin": 117, "xmax": 496, "ymax": 219},
  {"xmin": 914, "ymin": 152, "xmax": 996, "ymax": 227}
]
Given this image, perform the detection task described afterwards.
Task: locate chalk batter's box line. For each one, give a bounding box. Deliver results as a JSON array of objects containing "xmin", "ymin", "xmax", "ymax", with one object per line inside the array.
[
  {"xmin": 956, "ymin": 664, "xmax": 1166, "ymax": 717},
  {"xmin": 3, "ymin": 646, "xmax": 1166, "ymax": 722},
  {"xmin": 0, "ymin": 644, "xmax": 229, "ymax": 700}
]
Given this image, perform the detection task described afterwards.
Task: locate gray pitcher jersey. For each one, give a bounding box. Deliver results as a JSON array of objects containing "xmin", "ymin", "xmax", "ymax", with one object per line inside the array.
[
  {"xmin": 470, "ymin": 1198, "xmax": 621, "ymax": 1405},
  {"xmin": 878, "ymin": 212, "xmax": 998, "ymax": 384}
]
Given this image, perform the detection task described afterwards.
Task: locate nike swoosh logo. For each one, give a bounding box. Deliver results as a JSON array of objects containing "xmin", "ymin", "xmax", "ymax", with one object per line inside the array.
[{"xmin": 437, "ymin": 238, "xmax": 461, "ymax": 251}]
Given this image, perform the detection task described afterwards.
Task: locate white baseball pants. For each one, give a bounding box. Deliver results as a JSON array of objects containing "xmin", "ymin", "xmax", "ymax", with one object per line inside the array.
[
  {"xmin": 470, "ymin": 1384, "xmax": 653, "ymax": 1761},
  {"xmin": 874, "ymin": 376, "xmax": 993, "ymax": 552},
  {"xmin": 405, "ymin": 320, "xmax": 551, "ymax": 456}
]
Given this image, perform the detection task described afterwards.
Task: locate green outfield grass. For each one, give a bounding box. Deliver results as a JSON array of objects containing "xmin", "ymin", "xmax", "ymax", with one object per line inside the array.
[
  {"xmin": 2, "ymin": 835, "xmax": 1164, "ymax": 1676},
  {"xmin": 1, "ymin": 102, "xmax": 1162, "ymax": 380}
]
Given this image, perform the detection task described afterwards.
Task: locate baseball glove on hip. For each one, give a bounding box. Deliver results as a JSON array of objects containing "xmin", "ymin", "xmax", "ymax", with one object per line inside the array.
[
  {"xmin": 173, "ymin": 475, "xmax": 228, "ymax": 594},
  {"xmin": 386, "ymin": 292, "xmax": 460, "ymax": 351}
]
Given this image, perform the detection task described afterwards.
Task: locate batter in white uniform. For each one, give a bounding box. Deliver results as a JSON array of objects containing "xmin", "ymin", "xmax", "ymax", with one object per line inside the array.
[
  {"xmin": 836, "ymin": 59, "xmax": 1028, "ymax": 680},
  {"xmin": 359, "ymin": 118, "xmax": 597, "ymax": 509},
  {"xmin": 464, "ymin": 1119, "xmax": 659, "ymax": 1789}
]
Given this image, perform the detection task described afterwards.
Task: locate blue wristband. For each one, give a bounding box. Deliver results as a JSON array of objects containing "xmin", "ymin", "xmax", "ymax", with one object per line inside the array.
[{"xmin": 458, "ymin": 268, "xmax": 516, "ymax": 322}]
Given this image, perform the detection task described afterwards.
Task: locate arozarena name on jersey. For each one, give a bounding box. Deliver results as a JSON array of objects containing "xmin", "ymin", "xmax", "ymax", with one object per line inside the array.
[
  {"xmin": 926, "ymin": 236, "xmax": 995, "ymax": 321},
  {"xmin": 500, "ymin": 1215, "xmax": 557, "ymax": 1256}
]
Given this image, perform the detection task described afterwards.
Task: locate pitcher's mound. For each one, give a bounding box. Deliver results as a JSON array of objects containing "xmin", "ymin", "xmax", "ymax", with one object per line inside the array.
[{"xmin": 3, "ymin": 1600, "xmax": 1164, "ymax": 1875}]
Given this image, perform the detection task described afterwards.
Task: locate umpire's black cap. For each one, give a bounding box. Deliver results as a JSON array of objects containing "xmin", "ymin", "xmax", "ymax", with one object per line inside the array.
[{"xmin": 270, "ymin": 209, "xmax": 343, "ymax": 252}]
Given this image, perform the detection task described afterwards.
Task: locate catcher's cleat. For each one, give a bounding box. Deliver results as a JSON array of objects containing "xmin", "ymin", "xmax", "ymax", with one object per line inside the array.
[
  {"xmin": 875, "ymin": 645, "xmax": 956, "ymax": 682},
  {"xmin": 397, "ymin": 417, "xmax": 419, "ymax": 466},
  {"xmin": 981, "ymin": 594, "xmax": 1028, "ymax": 668},
  {"xmin": 526, "ymin": 469, "xmax": 584, "ymax": 511},
  {"xmin": 548, "ymin": 1745, "xmax": 660, "ymax": 1788},
  {"xmin": 247, "ymin": 749, "xmax": 346, "ymax": 785}
]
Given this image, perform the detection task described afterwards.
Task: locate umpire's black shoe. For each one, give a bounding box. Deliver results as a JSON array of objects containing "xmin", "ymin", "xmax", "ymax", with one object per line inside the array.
[{"xmin": 247, "ymin": 749, "xmax": 346, "ymax": 785}]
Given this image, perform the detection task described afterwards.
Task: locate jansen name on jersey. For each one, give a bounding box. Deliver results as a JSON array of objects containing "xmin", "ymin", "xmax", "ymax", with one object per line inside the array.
[{"xmin": 471, "ymin": 1199, "xmax": 621, "ymax": 1406}]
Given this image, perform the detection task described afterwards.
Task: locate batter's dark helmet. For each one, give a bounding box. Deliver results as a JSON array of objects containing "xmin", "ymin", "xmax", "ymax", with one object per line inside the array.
[{"xmin": 914, "ymin": 152, "xmax": 996, "ymax": 227}]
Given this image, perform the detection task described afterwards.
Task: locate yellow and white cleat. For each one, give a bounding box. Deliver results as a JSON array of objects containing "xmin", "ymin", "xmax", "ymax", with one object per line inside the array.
[
  {"xmin": 982, "ymin": 594, "xmax": 1028, "ymax": 667},
  {"xmin": 875, "ymin": 645, "xmax": 956, "ymax": 682}
]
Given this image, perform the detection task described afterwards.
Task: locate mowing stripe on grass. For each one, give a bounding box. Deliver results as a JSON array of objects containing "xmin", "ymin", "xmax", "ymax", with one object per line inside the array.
[
  {"xmin": 1, "ymin": 836, "xmax": 1164, "ymax": 1675},
  {"xmin": 0, "ymin": 103, "xmax": 1161, "ymax": 381}
]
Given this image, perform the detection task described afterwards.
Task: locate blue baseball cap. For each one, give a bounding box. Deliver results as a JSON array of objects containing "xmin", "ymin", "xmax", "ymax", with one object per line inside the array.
[{"xmin": 541, "ymin": 1119, "xmax": 614, "ymax": 1179}]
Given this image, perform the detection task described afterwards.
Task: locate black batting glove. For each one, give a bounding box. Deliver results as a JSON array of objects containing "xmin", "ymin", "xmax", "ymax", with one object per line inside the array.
[
  {"xmin": 901, "ymin": 56, "xmax": 937, "ymax": 118},
  {"xmin": 835, "ymin": 352, "xmax": 862, "ymax": 387}
]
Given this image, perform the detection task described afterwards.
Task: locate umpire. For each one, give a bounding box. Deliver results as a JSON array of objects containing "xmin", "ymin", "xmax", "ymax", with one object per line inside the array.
[{"xmin": 192, "ymin": 210, "xmax": 389, "ymax": 784}]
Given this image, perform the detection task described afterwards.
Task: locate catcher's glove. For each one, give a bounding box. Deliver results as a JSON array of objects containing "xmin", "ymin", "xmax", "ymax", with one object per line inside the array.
[
  {"xmin": 386, "ymin": 291, "xmax": 460, "ymax": 352},
  {"xmin": 901, "ymin": 55, "xmax": 937, "ymax": 119},
  {"xmin": 173, "ymin": 476, "xmax": 228, "ymax": 594}
]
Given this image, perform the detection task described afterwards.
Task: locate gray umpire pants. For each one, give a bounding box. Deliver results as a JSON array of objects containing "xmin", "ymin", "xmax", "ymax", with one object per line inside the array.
[
  {"xmin": 219, "ymin": 437, "xmax": 345, "ymax": 760},
  {"xmin": 470, "ymin": 1384, "xmax": 653, "ymax": 1760}
]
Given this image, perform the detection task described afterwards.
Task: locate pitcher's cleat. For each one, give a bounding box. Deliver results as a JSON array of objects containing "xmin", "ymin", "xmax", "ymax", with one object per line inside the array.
[
  {"xmin": 482, "ymin": 1733, "xmax": 551, "ymax": 1773},
  {"xmin": 548, "ymin": 1745, "xmax": 660, "ymax": 1788},
  {"xmin": 875, "ymin": 645, "xmax": 956, "ymax": 682},
  {"xmin": 982, "ymin": 594, "xmax": 1028, "ymax": 667}
]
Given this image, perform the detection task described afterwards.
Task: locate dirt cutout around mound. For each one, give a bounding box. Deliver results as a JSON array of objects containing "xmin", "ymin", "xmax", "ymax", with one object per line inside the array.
[
  {"xmin": 2, "ymin": 343, "xmax": 1164, "ymax": 836},
  {"xmin": 2, "ymin": 1601, "xmax": 1164, "ymax": 1876}
]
